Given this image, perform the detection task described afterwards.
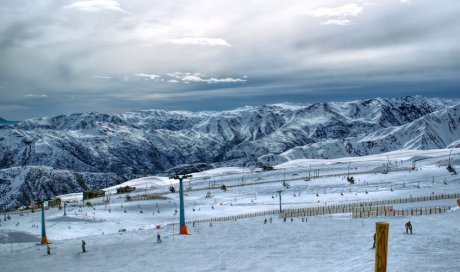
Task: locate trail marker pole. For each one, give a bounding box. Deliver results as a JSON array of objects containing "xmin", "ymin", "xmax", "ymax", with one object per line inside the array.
[
  {"xmin": 64, "ymin": 201, "xmax": 67, "ymax": 216},
  {"xmin": 277, "ymin": 190, "xmax": 283, "ymax": 212},
  {"xmin": 375, "ymin": 222, "xmax": 389, "ymax": 272}
]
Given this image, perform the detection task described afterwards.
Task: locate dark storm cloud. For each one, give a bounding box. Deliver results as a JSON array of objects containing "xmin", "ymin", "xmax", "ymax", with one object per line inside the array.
[{"xmin": 0, "ymin": 0, "xmax": 459, "ymax": 120}]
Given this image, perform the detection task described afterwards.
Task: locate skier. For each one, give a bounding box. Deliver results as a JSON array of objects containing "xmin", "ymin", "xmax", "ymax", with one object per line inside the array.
[
  {"xmin": 290, "ymin": 218, "xmax": 293, "ymax": 223},
  {"xmin": 372, "ymin": 232, "xmax": 376, "ymax": 248},
  {"xmin": 405, "ymin": 221, "xmax": 413, "ymax": 234},
  {"xmin": 82, "ymin": 240, "xmax": 86, "ymax": 253},
  {"xmin": 157, "ymin": 233, "xmax": 161, "ymax": 243},
  {"xmin": 47, "ymin": 244, "xmax": 51, "ymax": 255},
  {"xmin": 269, "ymin": 217, "xmax": 272, "ymax": 223},
  {"xmin": 264, "ymin": 219, "xmax": 267, "ymax": 224},
  {"xmin": 283, "ymin": 217, "xmax": 286, "ymax": 223}
]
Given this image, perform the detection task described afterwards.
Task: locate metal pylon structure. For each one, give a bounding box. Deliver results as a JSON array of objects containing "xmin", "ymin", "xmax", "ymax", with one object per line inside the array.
[
  {"xmin": 40, "ymin": 201, "xmax": 48, "ymax": 244},
  {"xmin": 169, "ymin": 173, "xmax": 192, "ymax": 235}
]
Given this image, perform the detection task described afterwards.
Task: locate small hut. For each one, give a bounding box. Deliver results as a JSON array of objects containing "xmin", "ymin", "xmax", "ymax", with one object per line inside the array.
[
  {"xmin": 30, "ymin": 200, "xmax": 42, "ymax": 210},
  {"xmin": 116, "ymin": 186, "xmax": 136, "ymax": 194},
  {"xmin": 83, "ymin": 189, "xmax": 106, "ymax": 200},
  {"xmin": 48, "ymin": 197, "xmax": 62, "ymax": 208}
]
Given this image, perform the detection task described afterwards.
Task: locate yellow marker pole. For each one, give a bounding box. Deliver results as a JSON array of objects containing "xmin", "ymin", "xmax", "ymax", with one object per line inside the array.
[{"xmin": 375, "ymin": 222, "xmax": 389, "ymax": 272}]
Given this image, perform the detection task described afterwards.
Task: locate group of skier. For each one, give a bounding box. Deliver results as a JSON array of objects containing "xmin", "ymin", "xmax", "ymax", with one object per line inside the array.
[
  {"xmin": 46, "ymin": 240, "xmax": 86, "ymax": 255},
  {"xmin": 281, "ymin": 217, "xmax": 308, "ymax": 223}
]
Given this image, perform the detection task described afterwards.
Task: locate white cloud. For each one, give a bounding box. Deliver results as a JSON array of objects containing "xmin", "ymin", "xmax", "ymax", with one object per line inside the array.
[
  {"xmin": 168, "ymin": 79, "xmax": 179, "ymax": 83},
  {"xmin": 181, "ymin": 75, "xmax": 246, "ymax": 84},
  {"xmin": 181, "ymin": 75, "xmax": 203, "ymax": 82},
  {"xmin": 322, "ymin": 19, "xmax": 352, "ymax": 26},
  {"xmin": 134, "ymin": 73, "xmax": 161, "ymax": 80},
  {"xmin": 93, "ymin": 75, "xmax": 112, "ymax": 79},
  {"xmin": 308, "ymin": 3, "xmax": 363, "ymax": 26},
  {"xmin": 26, "ymin": 94, "xmax": 47, "ymax": 98},
  {"xmin": 64, "ymin": 0, "xmax": 124, "ymax": 12},
  {"xmin": 400, "ymin": 0, "xmax": 412, "ymax": 4},
  {"xmin": 166, "ymin": 37, "xmax": 231, "ymax": 47},
  {"xmin": 308, "ymin": 3, "xmax": 363, "ymax": 17}
]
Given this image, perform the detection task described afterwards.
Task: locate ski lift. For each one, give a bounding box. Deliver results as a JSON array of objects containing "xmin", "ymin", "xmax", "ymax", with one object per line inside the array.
[
  {"xmin": 447, "ymin": 164, "xmax": 457, "ymax": 175},
  {"xmin": 282, "ymin": 181, "xmax": 290, "ymax": 188},
  {"xmin": 206, "ymin": 191, "xmax": 213, "ymax": 198},
  {"xmin": 347, "ymin": 176, "xmax": 355, "ymax": 184}
]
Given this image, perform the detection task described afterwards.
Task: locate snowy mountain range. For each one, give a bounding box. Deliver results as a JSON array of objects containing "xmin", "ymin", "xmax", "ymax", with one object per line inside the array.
[{"xmin": 1, "ymin": 95, "xmax": 459, "ymax": 209}]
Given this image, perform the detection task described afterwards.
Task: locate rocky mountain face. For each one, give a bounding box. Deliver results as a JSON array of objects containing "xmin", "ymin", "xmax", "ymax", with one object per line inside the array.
[{"xmin": 1, "ymin": 95, "xmax": 459, "ymax": 209}]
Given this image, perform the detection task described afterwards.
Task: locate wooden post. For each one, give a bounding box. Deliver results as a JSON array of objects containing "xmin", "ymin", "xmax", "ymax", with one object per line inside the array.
[{"xmin": 375, "ymin": 222, "xmax": 389, "ymax": 272}]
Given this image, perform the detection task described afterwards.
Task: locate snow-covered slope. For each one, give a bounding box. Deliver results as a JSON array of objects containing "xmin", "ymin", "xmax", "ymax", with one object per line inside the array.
[{"xmin": 0, "ymin": 95, "xmax": 459, "ymax": 208}]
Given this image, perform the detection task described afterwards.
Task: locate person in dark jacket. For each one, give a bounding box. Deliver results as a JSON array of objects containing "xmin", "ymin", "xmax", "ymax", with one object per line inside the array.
[
  {"xmin": 405, "ymin": 221, "xmax": 412, "ymax": 234},
  {"xmin": 372, "ymin": 232, "xmax": 376, "ymax": 248},
  {"xmin": 82, "ymin": 240, "xmax": 86, "ymax": 253}
]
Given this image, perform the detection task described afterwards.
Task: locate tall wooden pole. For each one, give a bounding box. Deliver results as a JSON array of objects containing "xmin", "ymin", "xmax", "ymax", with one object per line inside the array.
[{"xmin": 375, "ymin": 222, "xmax": 389, "ymax": 272}]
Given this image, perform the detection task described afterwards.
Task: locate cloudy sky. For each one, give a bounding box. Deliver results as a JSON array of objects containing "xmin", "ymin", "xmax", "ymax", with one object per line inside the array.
[{"xmin": 0, "ymin": 0, "xmax": 459, "ymax": 120}]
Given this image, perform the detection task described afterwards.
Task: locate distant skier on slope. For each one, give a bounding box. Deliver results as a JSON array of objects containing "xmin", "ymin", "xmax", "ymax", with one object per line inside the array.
[
  {"xmin": 82, "ymin": 240, "xmax": 86, "ymax": 253},
  {"xmin": 47, "ymin": 244, "xmax": 51, "ymax": 255},
  {"xmin": 405, "ymin": 221, "xmax": 413, "ymax": 234},
  {"xmin": 372, "ymin": 232, "xmax": 376, "ymax": 248},
  {"xmin": 157, "ymin": 233, "xmax": 161, "ymax": 243}
]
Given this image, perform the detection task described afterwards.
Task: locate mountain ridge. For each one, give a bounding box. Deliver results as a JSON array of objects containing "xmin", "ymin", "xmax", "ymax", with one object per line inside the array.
[{"xmin": 1, "ymin": 95, "xmax": 459, "ymax": 208}]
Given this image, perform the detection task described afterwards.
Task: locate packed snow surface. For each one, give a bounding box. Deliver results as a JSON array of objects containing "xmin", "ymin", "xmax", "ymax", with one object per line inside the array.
[{"xmin": 1, "ymin": 149, "xmax": 459, "ymax": 271}]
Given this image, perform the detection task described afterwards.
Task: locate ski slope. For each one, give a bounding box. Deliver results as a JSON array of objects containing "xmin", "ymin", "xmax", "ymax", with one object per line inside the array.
[{"xmin": 1, "ymin": 149, "xmax": 459, "ymax": 271}]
